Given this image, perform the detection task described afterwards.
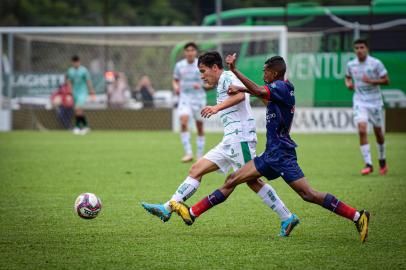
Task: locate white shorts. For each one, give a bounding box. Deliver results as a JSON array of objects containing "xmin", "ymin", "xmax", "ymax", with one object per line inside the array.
[
  {"xmin": 203, "ymin": 141, "xmax": 256, "ymax": 174},
  {"xmin": 353, "ymin": 104, "xmax": 384, "ymax": 127},
  {"xmin": 177, "ymin": 99, "xmax": 205, "ymax": 121}
]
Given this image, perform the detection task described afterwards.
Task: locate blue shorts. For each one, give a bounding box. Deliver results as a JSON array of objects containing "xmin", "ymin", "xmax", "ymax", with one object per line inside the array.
[{"xmin": 254, "ymin": 148, "xmax": 304, "ymax": 183}]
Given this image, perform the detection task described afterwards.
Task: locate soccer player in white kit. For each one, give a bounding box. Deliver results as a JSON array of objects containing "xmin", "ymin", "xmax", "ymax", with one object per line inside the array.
[
  {"xmin": 173, "ymin": 42, "xmax": 207, "ymax": 162},
  {"xmin": 142, "ymin": 51, "xmax": 299, "ymax": 237},
  {"xmin": 345, "ymin": 39, "xmax": 389, "ymax": 175}
]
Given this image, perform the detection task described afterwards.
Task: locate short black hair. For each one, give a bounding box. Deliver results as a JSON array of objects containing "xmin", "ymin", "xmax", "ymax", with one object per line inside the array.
[
  {"xmin": 265, "ymin": 56, "xmax": 286, "ymax": 78},
  {"xmin": 353, "ymin": 39, "xmax": 369, "ymax": 48},
  {"xmin": 184, "ymin": 42, "xmax": 198, "ymax": 50},
  {"xmin": 71, "ymin": 55, "xmax": 80, "ymax": 62},
  {"xmin": 198, "ymin": 51, "xmax": 223, "ymax": 69}
]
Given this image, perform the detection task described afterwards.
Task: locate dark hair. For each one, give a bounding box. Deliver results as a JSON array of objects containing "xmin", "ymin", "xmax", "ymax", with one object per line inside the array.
[
  {"xmin": 184, "ymin": 42, "xmax": 198, "ymax": 50},
  {"xmin": 71, "ymin": 55, "xmax": 80, "ymax": 62},
  {"xmin": 265, "ymin": 56, "xmax": 286, "ymax": 78},
  {"xmin": 353, "ymin": 39, "xmax": 368, "ymax": 48},
  {"xmin": 197, "ymin": 51, "xmax": 223, "ymax": 69}
]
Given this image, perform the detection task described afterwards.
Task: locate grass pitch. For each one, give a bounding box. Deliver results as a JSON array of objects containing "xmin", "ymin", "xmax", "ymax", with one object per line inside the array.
[{"xmin": 0, "ymin": 131, "xmax": 405, "ymax": 270}]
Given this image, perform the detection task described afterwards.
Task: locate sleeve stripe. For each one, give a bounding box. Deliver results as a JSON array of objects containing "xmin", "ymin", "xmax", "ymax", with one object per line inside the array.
[{"xmin": 263, "ymin": 85, "xmax": 271, "ymax": 100}]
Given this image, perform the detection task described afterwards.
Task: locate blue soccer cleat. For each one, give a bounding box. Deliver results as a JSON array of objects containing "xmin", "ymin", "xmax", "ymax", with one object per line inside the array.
[
  {"xmin": 141, "ymin": 202, "xmax": 171, "ymax": 222},
  {"xmin": 279, "ymin": 214, "xmax": 300, "ymax": 237}
]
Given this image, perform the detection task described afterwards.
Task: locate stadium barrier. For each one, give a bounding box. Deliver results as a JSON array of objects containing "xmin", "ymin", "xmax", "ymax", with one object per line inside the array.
[
  {"xmin": 12, "ymin": 108, "xmax": 172, "ymax": 130},
  {"xmin": 386, "ymin": 108, "xmax": 406, "ymax": 132},
  {"xmin": 16, "ymin": 107, "xmax": 406, "ymax": 133},
  {"xmin": 173, "ymin": 107, "xmax": 362, "ymax": 134}
]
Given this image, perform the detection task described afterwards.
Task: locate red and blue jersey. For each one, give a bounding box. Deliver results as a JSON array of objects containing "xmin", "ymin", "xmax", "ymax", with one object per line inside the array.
[{"xmin": 263, "ymin": 80, "xmax": 297, "ymax": 152}]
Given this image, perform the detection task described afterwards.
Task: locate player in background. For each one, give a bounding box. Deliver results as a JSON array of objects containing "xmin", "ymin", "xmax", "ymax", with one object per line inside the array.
[
  {"xmin": 173, "ymin": 42, "xmax": 207, "ymax": 162},
  {"xmin": 142, "ymin": 51, "xmax": 300, "ymax": 237},
  {"xmin": 345, "ymin": 39, "xmax": 389, "ymax": 175},
  {"xmin": 66, "ymin": 55, "xmax": 95, "ymax": 135},
  {"xmin": 170, "ymin": 54, "xmax": 370, "ymax": 243}
]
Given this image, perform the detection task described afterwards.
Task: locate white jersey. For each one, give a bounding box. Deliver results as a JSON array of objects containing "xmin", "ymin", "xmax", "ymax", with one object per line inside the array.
[
  {"xmin": 216, "ymin": 71, "xmax": 257, "ymax": 145},
  {"xmin": 346, "ymin": 55, "xmax": 388, "ymax": 108},
  {"xmin": 173, "ymin": 58, "xmax": 206, "ymax": 104}
]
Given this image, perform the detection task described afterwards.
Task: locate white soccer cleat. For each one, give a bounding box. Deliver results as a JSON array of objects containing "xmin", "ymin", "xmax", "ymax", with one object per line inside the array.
[
  {"xmin": 80, "ymin": 127, "xmax": 91, "ymax": 135},
  {"xmin": 73, "ymin": 127, "xmax": 81, "ymax": 135},
  {"xmin": 181, "ymin": 154, "xmax": 193, "ymax": 163}
]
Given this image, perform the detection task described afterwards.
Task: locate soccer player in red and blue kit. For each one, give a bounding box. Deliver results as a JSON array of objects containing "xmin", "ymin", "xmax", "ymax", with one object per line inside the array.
[{"xmin": 170, "ymin": 53, "xmax": 370, "ymax": 243}]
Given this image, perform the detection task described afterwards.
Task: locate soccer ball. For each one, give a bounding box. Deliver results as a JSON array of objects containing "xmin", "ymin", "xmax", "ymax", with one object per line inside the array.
[{"xmin": 74, "ymin": 193, "xmax": 102, "ymax": 219}]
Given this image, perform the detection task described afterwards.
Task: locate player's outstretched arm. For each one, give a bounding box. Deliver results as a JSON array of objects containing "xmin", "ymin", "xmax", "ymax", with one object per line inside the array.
[
  {"xmin": 225, "ymin": 53, "xmax": 268, "ymax": 99},
  {"xmin": 228, "ymin": 84, "xmax": 269, "ymax": 106},
  {"xmin": 227, "ymin": 84, "xmax": 246, "ymax": 95},
  {"xmin": 201, "ymin": 92, "xmax": 245, "ymax": 118}
]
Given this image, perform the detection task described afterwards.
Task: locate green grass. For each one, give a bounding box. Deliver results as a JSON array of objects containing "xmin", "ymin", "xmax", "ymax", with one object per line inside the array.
[{"xmin": 0, "ymin": 131, "xmax": 405, "ymax": 270}]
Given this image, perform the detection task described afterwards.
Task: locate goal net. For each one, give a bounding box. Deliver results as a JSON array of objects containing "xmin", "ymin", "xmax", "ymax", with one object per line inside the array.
[{"xmin": 0, "ymin": 26, "xmax": 287, "ymax": 130}]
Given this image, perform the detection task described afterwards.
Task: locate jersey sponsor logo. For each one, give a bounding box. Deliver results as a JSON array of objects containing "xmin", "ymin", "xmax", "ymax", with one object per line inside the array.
[{"xmin": 266, "ymin": 112, "xmax": 276, "ymax": 122}]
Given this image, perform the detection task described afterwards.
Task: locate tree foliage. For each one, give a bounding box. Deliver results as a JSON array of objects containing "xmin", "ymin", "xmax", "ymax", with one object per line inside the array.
[{"xmin": 0, "ymin": 0, "xmax": 371, "ymax": 27}]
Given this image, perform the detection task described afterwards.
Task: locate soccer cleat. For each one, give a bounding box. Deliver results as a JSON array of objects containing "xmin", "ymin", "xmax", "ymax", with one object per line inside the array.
[
  {"xmin": 169, "ymin": 200, "xmax": 195, "ymax": 225},
  {"xmin": 355, "ymin": 210, "xmax": 370, "ymax": 243},
  {"xmin": 279, "ymin": 214, "xmax": 300, "ymax": 237},
  {"xmin": 73, "ymin": 127, "xmax": 81, "ymax": 135},
  {"xmin": 80, "ymin": 127, "xmax": 90, "ymax": 135},
  {"xmin": 361, "ymin": 165, "xmax": 373, "ymax": 175},
  {"xmin": 181, "ymin": 154, "xmax": 193, "ymax": 163},
  {"xmin": 141, "ymin": 202, "xmax": 171, "ymax": 222},
  {"xmin": 379, "ymin": 165, "xmax": 388, "ymax": 175}
]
